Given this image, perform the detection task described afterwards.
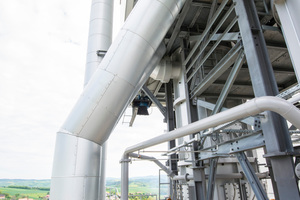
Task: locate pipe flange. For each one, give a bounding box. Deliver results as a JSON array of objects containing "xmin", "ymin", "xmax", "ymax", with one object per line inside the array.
[{"xmin": 185, "ymin": 173, "xmax": 190, "ymax": 182}]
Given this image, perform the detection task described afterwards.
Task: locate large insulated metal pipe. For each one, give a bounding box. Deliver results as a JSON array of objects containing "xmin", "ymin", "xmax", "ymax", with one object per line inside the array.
[
  {"xmin": 59, "ymin": 0, "xmax": 185, "ymax": 145},
  {"xmin": 84, "ymin": 0, "xmax": 113, "ymax": 86},
  {"xmin": 51, "ymin": 0, "xmax": 186, "ymax": 199},
  {"xmin": 50, "ymin": 1, "xmax": 113, "ymax": 199},
  {"xmin": 84, "ymin": 1, "xmax": 114, "ymax": 199},
  {"xmin": 124, "ymin": 96, "xmax": 300, "ymax": 155},
  {"xmin": 273, "ymin": 0, "xmax": 300, "ymax": 83}
]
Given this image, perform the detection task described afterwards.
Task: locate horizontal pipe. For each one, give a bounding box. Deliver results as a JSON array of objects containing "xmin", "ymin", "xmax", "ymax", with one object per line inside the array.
[
  {"xmin": 128, "ymin": 153, "xmax": 174, "ymax": 177},
  {"xmin": 124, "ymin": 96, "xmax": 300, "ymax": 155},
  {"xmin": 288, "ymin": 94, "xmax": 300, "ymax": 104}
]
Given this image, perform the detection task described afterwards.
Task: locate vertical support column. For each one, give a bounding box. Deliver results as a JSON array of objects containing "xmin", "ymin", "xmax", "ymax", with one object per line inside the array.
[
  {"xmin": 174, "ymin": 38, "xmax": 196, "ymax": 199},
  {"xmin": 165, "ymin": 81, "xmax": 177, "ymax": 199},
  {"xmin": 274, "ymin": 0, "xmax": 300, "ymax": 83},
  {"xmin": 181, "ymin": 38, "xmax": 207, "ymax": 200},
  {"xmin": 99, "ymin": 142, "xmax": 107, "ymax": 199},
  {"xmin": 166, "ymin": 82, "xmax": 177, "ymax": 173},
  {"xmin": 234, "ymin": 0, "xmax": 300, "ymax": 199}
]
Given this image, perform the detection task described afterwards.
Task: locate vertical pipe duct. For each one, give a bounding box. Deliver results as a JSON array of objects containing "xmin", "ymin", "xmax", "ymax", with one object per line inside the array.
[
  {"xmin": 51, "ymin": 0, "xmax": 186, "ymax": 199},
  {"xmin": 84, "ymin": 1, "xmax": 113, "ymax": 199}
]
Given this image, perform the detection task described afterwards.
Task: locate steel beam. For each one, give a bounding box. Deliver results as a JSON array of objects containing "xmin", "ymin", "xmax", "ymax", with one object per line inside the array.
[
  {"xmin": 189, "ymin": 0, "xmax": 218, "ymax": 92},
  {"xmin": 199, "ymin": 132, "xmax": 265, "ymax": 161},
  {"xmin": 166, "ymin": 0, "xmax": 193, "ymax": 54},
  {"xmin": 187, "ymin": 4, "xmax": 237, "ymax": 75},
  {"xmin": 165, "ymin": 81, "xmax": 178, "ymax": 199},
  {"xmin": 190, "ymin": 42, "xmax": 242, "ymax": 99},
  {"xmin": 236, "ymin": 152, "xmax": 269, "ymax": 200},
  {"xmin": 206, "ymin": 158, "xmax": 218, "ymax": 200},
  {"xmin": 183, "ymin": 0, "xmax": 229, "ymax": 66},
  {"xmin": 142, "ymin": 85, "xmax": 166, "ymax": 118},
  {"xmin": 234, "ymin": 0, "xmax": 300, "ymax": 199},
  {"xmin": 211, "ymin": 50, "xmax": 245, "ymax": 115}
]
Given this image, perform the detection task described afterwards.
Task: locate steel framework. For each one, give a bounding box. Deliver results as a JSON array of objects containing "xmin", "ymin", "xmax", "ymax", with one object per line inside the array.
[{"xmin": 50, "ymin": 0, "xmax": 300, "ymax": 199}]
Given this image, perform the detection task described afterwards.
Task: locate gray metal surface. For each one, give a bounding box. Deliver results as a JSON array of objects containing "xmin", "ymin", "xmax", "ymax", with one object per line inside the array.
[
  {"xmin": 84, "ymin": 1, "xmax": 114, "ymax": 199},
  {"xmin": 234, "ymin": 0, "xmax": 299, "ymax": 198},
  {"xmin": 274, "ymin": 0, "xmax": 300, "ymax": 82},
  {"xmin": 124, "ymin": 96, "xmax": 300, "ymax": 154},
  {"xmin": 84, "ymin": 0, "xmax": 113, "ymax": 86},
  {"xmin": 50, "ymin": 0, "xmax": 300, "ymax": 199},
  {"xmin": 50, "ymin": 1, "xmax": 113, "ymax": 199},
  {"xmin": 50, "ymin": 133, "xmax": 101, "ymax": 199},
  {"xmin": 59, "ymin": 0, "xmax": 178, "ymax": 145},
  {"xmin": 236, "ymin": 152, "xmax": 269, "ymax": 200}
]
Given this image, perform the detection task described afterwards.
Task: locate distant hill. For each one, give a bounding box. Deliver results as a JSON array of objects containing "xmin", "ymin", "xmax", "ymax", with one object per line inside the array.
[
  {"xmin": 0, "ymin": 175, "xmax": 168, "ymax": 187},
  {"xmin": 0, "ymin": 179, "xmax": 51, "ymax": 188},
  {"xmin": 0, "ymin": 175, "xmax": 169, "ymax": 195},
  {"xmin": 106, "ymin": 175, "xmax": 169, "ymax": 195}
]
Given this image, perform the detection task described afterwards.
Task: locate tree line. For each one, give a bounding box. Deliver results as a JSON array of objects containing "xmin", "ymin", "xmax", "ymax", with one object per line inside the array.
[{"xmin": 7, "ymin": 185, "xmax": 50, "ymax": 191}]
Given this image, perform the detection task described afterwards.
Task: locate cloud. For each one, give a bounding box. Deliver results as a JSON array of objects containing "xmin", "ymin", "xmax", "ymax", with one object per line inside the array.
[
  {"xmin": 0, "ymin": 0, "xmax": 169, "ymax": 180},
  {"xmin": 0, "ymin": 0, "xmax": 89, "ymax": 179}
]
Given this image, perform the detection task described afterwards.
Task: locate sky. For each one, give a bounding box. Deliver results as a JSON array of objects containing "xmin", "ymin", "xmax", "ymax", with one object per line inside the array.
[{"xmin": 0, "ymin": 0, "xmax": 168, "ymax": 179}]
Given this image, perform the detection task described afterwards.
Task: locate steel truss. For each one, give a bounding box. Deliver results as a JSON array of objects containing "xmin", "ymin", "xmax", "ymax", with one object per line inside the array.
[{"xmin": 121, "ymin": 0, "xmax": 300, "ymax": 199}]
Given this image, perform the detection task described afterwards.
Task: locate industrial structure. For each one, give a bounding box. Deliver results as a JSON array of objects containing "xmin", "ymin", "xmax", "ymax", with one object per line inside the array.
[{"xmin": 50, "ymin": 0, "xmax": 300, "ymax": 199}]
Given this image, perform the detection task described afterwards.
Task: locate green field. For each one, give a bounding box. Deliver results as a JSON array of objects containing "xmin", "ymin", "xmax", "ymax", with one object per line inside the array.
[
  {"xmin": 0, "ymin": 187, "xmax": 49, "ymax": 199},
  {"xmin": 0, "ymin": 176, "xmax": 168, "ymax": 199}
]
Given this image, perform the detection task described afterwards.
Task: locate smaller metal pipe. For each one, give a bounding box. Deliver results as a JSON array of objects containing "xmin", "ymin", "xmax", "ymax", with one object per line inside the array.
[
  {"xmin": 129, "ymin": 153, "xmax": 174, "ymax": 177},
  {"xmin": 120, "ymin": 154, "xmax": 130, "ymax": 200},
  {"xmin": 288, "ymin": 94, "xmax": 300, "ymax": 104}
]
